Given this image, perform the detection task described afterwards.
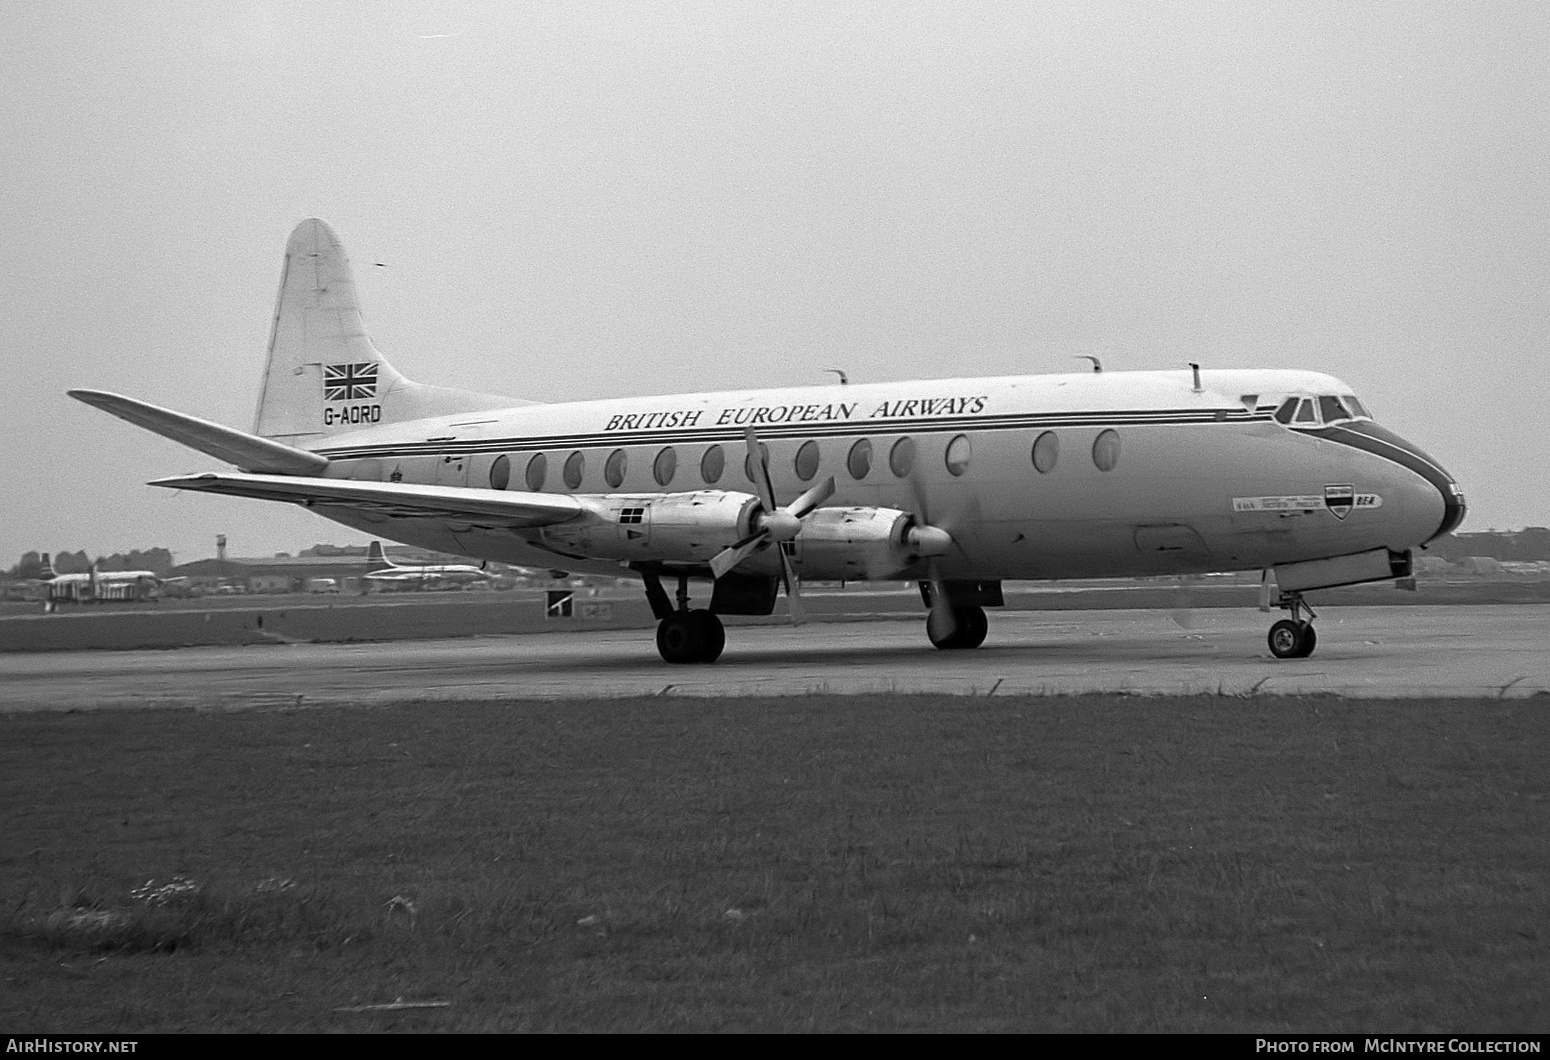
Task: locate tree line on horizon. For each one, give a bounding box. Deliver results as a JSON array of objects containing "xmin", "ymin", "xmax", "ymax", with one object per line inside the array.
[{"xmin": 5, "ymin": 529, "xmax": 1549, "ymax": 581}]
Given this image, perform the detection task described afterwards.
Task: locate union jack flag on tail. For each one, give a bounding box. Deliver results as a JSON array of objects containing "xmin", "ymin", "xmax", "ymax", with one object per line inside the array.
[{"xmin": 323, "ymin": 362, "xmax": 378, "ymax": 401}]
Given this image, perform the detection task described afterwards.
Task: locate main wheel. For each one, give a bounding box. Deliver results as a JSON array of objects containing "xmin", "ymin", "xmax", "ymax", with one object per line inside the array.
[
  {"xmin": 656, "ymin": 612, "xmax": 704, "ymax": 664},
  {"xmin": 957, "ymin": 605, "xmax": 988, "ymax": 649},
  {"xmin": 928, "ymin": 605, "xmax": 988, "ymax": 650},
  {"xmin": 689, "ymin": 609, "xmax": 725, "ymax": 663},
  {"xmin": 1268, "ymin": 619, "xmax": 1316, "ymax": 659}
]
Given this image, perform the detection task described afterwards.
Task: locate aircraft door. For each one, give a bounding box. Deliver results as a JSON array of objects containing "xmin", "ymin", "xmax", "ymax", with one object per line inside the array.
[
  {"xmin": 433, "ymin": 426, "xmax": 484, "ymax": 488},
  {"xmin": 434, "ymin": 454, "xmax": 469, "ymax": 487}
]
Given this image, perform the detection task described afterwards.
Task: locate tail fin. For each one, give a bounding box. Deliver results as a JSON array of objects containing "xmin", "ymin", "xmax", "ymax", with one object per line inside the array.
[
  {"xmin": 254, "ymin": 219, "xmax": 524, "ymax": 445},
  {"xmin": 365, "ymin": 541, "xmax": 396, "ymax": 572}
]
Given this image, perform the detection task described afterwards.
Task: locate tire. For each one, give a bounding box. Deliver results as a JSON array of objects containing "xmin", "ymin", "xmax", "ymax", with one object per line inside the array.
[
  {"xmin": 957, "ymin": 605, "xmax": 988, "ymax": 649},
  {"xmin": 689, "ymin": 609, "xmax": 725, "ymax": 663},
  {"xmin": 1294, "ymin": 622, "xmax": 1317, "ymax": 658},
  {"xmin": 656, "ymin": 613, "xmax": 704, "ymax": 664},
  {"xmin": 1268, "ymin": 619, "xmax": 1315, "ymax": 659},
  {"xmin": 928, "ymin": 605, "xmax": 988, "ymax": 650}
]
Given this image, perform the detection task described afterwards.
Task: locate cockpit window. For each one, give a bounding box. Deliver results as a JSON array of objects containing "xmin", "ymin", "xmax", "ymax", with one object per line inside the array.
[{"xmin": 1273, "ymin": 393, "xmax": 1372, "ymax": 427}]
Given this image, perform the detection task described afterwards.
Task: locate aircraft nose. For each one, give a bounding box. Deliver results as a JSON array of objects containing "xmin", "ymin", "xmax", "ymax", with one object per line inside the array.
[
  {"xmin": 1313, "ymin": 421, "xmax": 1465, "ymax": 543},
  {"xmin": 1430, "ymin": 476, "xmax": 1467, "ymax": 541}
]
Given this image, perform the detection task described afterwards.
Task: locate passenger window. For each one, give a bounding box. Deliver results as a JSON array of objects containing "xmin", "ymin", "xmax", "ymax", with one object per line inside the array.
[
  {"xmin": 653, "ymin": 447, "xmax": 677, "ymax": 487},
  {"xmin": 563, "ymin": 451, "xmax": 584, "ymax": 489},
  {"xmin": 489, "ymin": 454, "xmax": 511, "ymax": 491},
  {"xmin": 1293, "ymin": 399, "xmax": 1318, "ymax": 424},
  {"xmin": 1092, "ymin": 429, "xmax": 1120, "ymax": 472},
  {"xmin": 1319, "ymin": 396, "xmax": 1348, "ymax": 423},
  {"xmin": 604, "ymin": 449, "xmax": 627, "ymax": 488},
  {"xmin": 701, "ymin": 445, "xmax": 725, "ymax": 484},
  {"xmin": 945, "ymin": 434, "xmax": 972, "ymax": 476},
  {"xmin": 889, "ymin": 437, "xmax": 916, "ymax": 477},
  {"xmin": 525, "ymin": 453, "xmax": 548, "ymax": 491},
  {"xmin": 794, "ymin": 440, "xmax": 820, "ymax": 482},
  {"xmin": 846, "ymin": 438, "xmax": 873, "ymax": 480},
  {"xmin": 1032, "ymin": 431, "xmax": 1058, "ymax": 473}
]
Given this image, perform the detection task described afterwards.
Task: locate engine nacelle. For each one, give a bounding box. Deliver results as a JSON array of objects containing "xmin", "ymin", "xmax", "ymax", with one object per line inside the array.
[
  {"xmin": 790, "ymin": 506, "xmax": 950, "ymax": 581},
  {"xmin": 538, "ymin": 490, "xmax": 760, "ymax": 564}
]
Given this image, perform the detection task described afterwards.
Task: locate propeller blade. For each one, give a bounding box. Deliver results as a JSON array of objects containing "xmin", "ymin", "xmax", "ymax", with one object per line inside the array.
[
  {"xmin": 709, "ymin": 531, "xmax": 767, "ymax": 579},
  {"xmin": 1168, "ymin": 573, "xmax": 1198, "ymax": 629},
  {"xmin": 744, "ymin": 426, "xmax": 777, "ymax": 512},
  {"xmin": 785, "ymin": 475, "xmax": 835, "ymax": 519},
  {"xmin": 906, "ymin": 467, "xmax": 958, "ymax": 640},
  {"xmin": 778, "ymin": 545, "xmax": 806, "ymax": 626},
  {"xmin": 905, "ymin": 464, "xmax": 932, "ymax": 526},
  {"xmin": 923, "ymin": 557, "xmax": 956, "ymax": 642}
]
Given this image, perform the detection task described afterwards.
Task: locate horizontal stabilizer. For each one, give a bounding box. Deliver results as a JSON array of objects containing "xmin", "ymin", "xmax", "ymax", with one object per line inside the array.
[
  {"xmin": 149, "ymin": 471, "xmax": 586, "ymax": 529},
  {"xmin": 69, "ymin": 390, "xmax": 329, "ymax": 475}
]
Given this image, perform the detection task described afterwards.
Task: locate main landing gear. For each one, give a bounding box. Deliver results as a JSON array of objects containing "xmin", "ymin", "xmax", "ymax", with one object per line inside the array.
[
  {"xmin": 656, "ymin": 609, "xmax": 725, "ymax": 664},
  {"xmin": 646, "ymin": 570, "xmax": 727, "ymax": 664},
  {"xmin": 1267, "ymin": 592, "xmax": 1318, "ymax": 659}
]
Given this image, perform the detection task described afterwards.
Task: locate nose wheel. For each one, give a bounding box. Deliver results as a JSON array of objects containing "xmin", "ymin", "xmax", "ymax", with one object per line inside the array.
[{"xmin": 1267, "ymin": 592, "xmax": 1318, "ymax": 659}]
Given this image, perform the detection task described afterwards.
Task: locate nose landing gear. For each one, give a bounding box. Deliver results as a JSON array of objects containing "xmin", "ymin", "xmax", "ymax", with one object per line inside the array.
[{"xmin": 1268, "ymin": 592, "xmax": 1318, "ymax": 659}]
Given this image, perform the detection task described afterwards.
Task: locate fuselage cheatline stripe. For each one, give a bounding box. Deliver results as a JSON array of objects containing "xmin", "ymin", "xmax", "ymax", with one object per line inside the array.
[{"xmin": 315, "ymin": 409, "xmax": 1275, "ymax": 461}]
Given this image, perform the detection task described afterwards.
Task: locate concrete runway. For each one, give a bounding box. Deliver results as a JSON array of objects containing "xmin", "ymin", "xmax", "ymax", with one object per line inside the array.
[{"xmin": 2, "ymin": 605, "xmax": 1547, "ymax": 712}]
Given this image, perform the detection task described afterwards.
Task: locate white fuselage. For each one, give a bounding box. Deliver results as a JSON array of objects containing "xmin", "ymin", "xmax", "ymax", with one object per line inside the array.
[{"xmin": 300, "ymin": 368, "xmax": 1460, "ymax": 584}]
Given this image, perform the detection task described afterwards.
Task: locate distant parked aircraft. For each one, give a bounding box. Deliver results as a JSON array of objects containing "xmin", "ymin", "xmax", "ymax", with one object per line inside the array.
[
  {"xmin": 362, "ymin": 541, "xmax": 494, "ymax": 590},
  {"xmin": 36, "ymin": 554, "xmax": 164, "ymax": 603}
]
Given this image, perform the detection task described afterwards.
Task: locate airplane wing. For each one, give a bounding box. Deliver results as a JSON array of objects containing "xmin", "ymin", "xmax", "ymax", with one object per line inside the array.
[
  {"xmin": 69, "ymin": 390, "xmax": 329, "ymax": 475},
  {"xmin": 149, "ymin": 472, "xmax": 587, "ymax": 529}
]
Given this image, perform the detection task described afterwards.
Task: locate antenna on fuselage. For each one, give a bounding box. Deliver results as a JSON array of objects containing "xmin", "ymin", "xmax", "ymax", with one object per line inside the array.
[
  {"xmin": 824, "ymin": 368, "xmax": 849, "ymax": 385},
  {"xmin": 1075, "ymin": 356, "xmax": 1102, "ymax": 373},
  {"xmin": 1189, "ymin": 362, "xmax": 1202, "ymax": 392}
]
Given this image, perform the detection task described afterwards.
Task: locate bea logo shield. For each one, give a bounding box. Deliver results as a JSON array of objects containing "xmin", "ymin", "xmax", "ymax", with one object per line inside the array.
[{"xmin": 1324, "ymin": 484, "xmax": 1355, "ymax": 520}]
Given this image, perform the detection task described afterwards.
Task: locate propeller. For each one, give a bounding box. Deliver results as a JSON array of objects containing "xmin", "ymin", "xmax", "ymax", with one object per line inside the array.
[{"xmin": 708, "ymin": 427, "xmax": 834, "ymax": 623}]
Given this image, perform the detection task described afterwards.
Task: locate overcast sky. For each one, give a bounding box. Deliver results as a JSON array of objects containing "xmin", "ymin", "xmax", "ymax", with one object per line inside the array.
[{"xmin": 3, "ymin": 1, "xmax": 1546, "ymax": 565}]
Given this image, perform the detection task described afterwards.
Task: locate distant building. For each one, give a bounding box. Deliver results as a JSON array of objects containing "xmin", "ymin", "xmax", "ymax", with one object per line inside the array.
[{"xmin": 170, "ymin": 554, "xmax": 373, "ymax": 594}]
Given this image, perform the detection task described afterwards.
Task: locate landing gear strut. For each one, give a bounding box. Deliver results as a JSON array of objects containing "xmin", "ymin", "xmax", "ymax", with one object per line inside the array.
[
  {"xmin": 1267, "ymin": 592, "xmax": 1318, "ymax": 659},
  {"xmin": 927, "ymin": 604, "xmax": 988, "ymax": 650}
]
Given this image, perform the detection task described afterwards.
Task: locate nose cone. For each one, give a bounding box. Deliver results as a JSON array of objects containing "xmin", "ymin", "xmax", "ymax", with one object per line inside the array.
[
  {"xmin": 1433, "ymin": 480, "xmax": 1467, "ymax": 541},
  {"xmin": 1313, "ymin": 421, "xmax": 1465, "ymax": 543}
]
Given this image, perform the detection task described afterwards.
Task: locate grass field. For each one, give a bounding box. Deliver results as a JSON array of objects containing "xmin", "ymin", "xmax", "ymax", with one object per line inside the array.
[{"xmin": 2, "ymin": 694, "xmax": 1545, "ymax": 1032}]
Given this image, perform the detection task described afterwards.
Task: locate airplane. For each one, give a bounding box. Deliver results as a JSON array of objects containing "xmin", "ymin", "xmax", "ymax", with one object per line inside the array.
[
  {"xmin": 69, "ymin": 218, "xmax": 1465, "ymax": 662},
  {"xmin": 362, "ymin": 540, "xmax": 495, "ymax": 590},
  {"xmin": 35, "ymin": 554, "xmax": 164, "ymax": 603}
]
